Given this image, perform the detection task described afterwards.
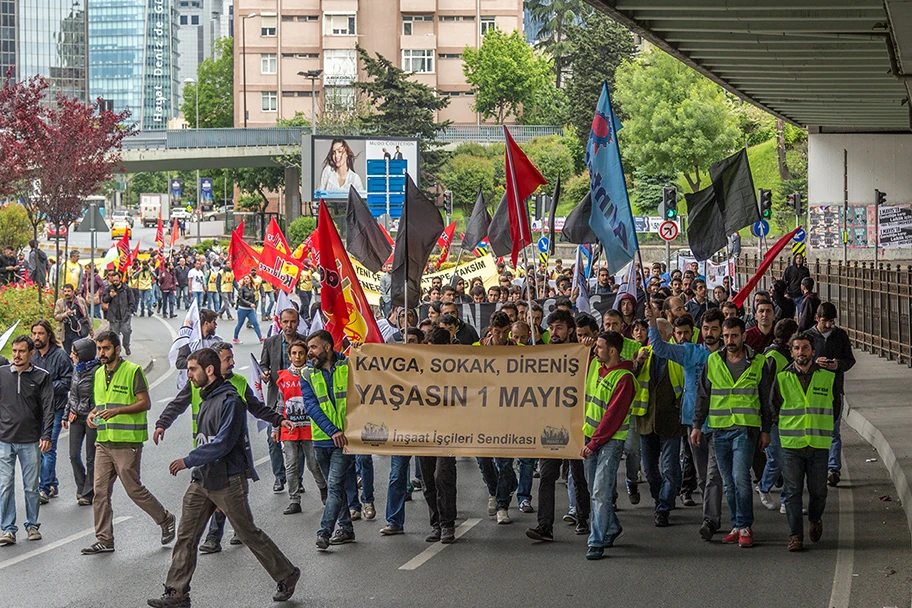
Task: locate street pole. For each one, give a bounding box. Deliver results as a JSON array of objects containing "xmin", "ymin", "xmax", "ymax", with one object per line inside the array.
[
  {"xmin": 196, "ymin": 84, "xmax": 201, "ymax": 245},
  {"xmin": 311, "ymin": 76, "xmax": 316, "ymax": 136}
]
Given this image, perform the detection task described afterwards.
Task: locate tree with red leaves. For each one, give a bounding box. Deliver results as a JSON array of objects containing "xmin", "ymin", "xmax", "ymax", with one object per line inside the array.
[{"xmin": 0, "ymin": 70, "xmax": 47, "ymax": 200}]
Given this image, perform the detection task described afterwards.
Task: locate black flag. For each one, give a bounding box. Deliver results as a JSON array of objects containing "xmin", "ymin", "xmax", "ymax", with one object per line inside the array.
[
  {"xmin": 548, "ymin": 174, "xmax": 561, "ymax": 255},
  {"xmin": 391, "ymin": 176, "xmax": 444, "ymax": 309},
  {"xmin": 462, "ymin": 187, "xmax": 491, "ymax": 252},
  {"xmin": 345, "ymin": 186, "xmax": 392, "ymax": 273},
  {"xmin": 686, "ymin": 148, "xmax": 759, "ymax": 261},
  {"xmin": 486, "ymin": 193, "xmax": 512, "ymax": 259},
  {"xmin": 560, "ymin": 191, "xmax": 597, "ymax": 244}
]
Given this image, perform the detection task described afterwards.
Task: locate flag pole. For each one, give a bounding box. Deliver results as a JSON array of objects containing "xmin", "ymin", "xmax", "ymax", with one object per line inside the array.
[
  {"xmin": 402, "ymin": 175, "xmax": 409, "ymax": 323},
  {"xmin": 447, "ymin": 248, "xmax": 464, "ymax": 287},
  {"xmin": 505, "ymin": 127, "xmax": 537, "ymax": 345}
]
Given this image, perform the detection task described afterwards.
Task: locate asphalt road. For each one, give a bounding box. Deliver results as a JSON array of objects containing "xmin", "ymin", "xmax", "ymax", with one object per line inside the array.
[
  {"xmin": 0, "ymin": 312, "xmax": 908, "ymax": 608},
  {"xmin": 50, "ymin": 221, "xmax": 227, "ymax": 254}
]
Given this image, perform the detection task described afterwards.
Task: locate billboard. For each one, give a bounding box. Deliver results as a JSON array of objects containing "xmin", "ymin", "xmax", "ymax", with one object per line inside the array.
[{"xmin": 311, "ymin": 136, "xmax": 419, "ymax": 216}]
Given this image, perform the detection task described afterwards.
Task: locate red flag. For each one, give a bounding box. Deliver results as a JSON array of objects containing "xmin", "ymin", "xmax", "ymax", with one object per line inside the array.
[
  {"xmin": 169, "ymin": 218, "xmax": 179, "ymax": 248},
  {"xmin": 265, "ymin": 216, "xmax": 290, "ymax": 255},
  {"xmin": 504, "ymin": 126, "xmax": 547, "ymax": 267},
  {"xmin": 378, "ymin": 223, "xmax": 395, "ymax": 265},
  {"xmin": 259, "ymin": 239, "xmax": 303, "ymax": 294},
  {"xmin": 732, "ymin": 227, "xmax": 802, "ymax": 309},
  {"xmin": 229, "ymin": 228, "xmax": 260, "ymax": 278},
  {"xmin": 125, "ymin": 241, "xmax": 140, "ymax": 269},
  {"xmin": 115, "ymin": 232, "xmax": 131, "ymax": 269},
  {"xmin": 434, "ymin": 221, "xmax": 457, "ymax": 270},
  {"xmin": 314, "ymin": 200, "xmax": 383, "ymax": 349},
  {"xmin": 155, "ymin": 214, "xmax": 164, "ymax": 249}
]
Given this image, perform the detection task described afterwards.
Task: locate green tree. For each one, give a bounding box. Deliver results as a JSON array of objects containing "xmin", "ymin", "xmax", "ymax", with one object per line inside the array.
[
  {"xmin": 0, "ymin": 204, "xmax": 33, "ymax": 251},
  {"xmin": 564, "ymin": 13, "xmax": 636, "ymax": 150},
  {"xmin": 462, "ymin": 29, "xmax": 552, "ymax": 123},
  {"xmin": 630, "ymin": 169, "xmax": 676, "ymax": 215},
  {"xmin": 522, "ymin": 135, "xmax": 574, "ymax": 194},
  {"xmin": 438, "ymin": 154, "xmax": 497, "ymax": 213},
  {"xmin": 614, "ymin": 50, "xmax": 741, "ymax": 192},
  {"xmin": 520, "ymin": 83, "xmax": 569, "ymax": 126},
  {"xmin": 288, "ymin": 216, "xmax": 316, "ymax": 245},
  {"xmin": 525, "ymin": 0, "xmax": 593, "ymax": 87},
  {"xmin": 180, "ymin": 37, "xmax": 234, "ymax": 129}
]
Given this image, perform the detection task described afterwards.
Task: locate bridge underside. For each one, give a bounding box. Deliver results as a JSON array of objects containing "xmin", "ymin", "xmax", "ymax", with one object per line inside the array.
[{"xmin": 118, "ymin": 146, "xmax": 296, "ymax": 173}]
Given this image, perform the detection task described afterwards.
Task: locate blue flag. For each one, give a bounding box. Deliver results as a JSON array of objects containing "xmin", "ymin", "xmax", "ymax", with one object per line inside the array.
[{"xmin": 586, "ymin": 82, "xmax": 638, "ymax": 275}]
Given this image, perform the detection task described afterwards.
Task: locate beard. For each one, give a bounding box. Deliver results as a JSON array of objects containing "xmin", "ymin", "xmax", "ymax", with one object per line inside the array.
[
  {"xmin": 726, "ymin": 343, "xmax": 741, "ymax": 353},
  {"xmin": 795, "ymin": 355, "xmax": 811, "ymax": 367}
]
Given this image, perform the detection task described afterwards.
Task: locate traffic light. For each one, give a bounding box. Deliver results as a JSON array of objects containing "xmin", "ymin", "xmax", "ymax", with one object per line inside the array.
[
  {"xmin": 759, "ymin": 188, "xmax": 772, "ymax": 219},
  {"xmin": 443, "ymin": 190, "xmax": 453, "ymax": 215},
  {"xmin": 662, "ymin": 186, "xmax": 678, "ymax": 219},
  {"xmin": 875, "ymin": 189, "xmax": 887, "ymax": 206},
  {"xmin": 786, "ymin": 192, "xmax": 802, "ymax": 215}
]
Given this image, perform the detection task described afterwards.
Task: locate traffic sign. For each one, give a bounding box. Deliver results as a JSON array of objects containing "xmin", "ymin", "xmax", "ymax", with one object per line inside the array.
[
  {"xmin": 537, "ymin": 237, "xmax": 549, "ymax": 253},
  {"xmin": 658, "ymin": 221, "xmax": 679, "ymax": 241},
  {"xmin": 791, "ymin": 241, "xmax": 806, "ymax": 257},
  {"xmin": 539, "ymin": 252, "xmax": 548, "ymax": 265},
  {"xmin": 752, "ymin": 220, "xmax": 770, "ymax": 237},
  {"xmin": 793, "ymin": 227, "xmax": 806, "ymax": 242}
]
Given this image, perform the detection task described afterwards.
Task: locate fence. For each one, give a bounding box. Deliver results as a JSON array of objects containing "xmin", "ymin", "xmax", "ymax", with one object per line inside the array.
[{"xmin": 737, "ymin": 254, "xmax": 912, "ymax": 367}]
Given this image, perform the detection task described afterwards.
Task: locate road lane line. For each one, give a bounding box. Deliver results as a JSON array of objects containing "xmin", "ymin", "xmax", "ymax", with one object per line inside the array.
[
  {"xmin": 254, "ymin": 455, "xmax": 271, "ymax": 467},
  {"xmin": 237, "ymin": 365, "xmax": 249, "ymax": 371},
  {"xmin": 828, "ymin": 458, "xmax": 854, "ymax": 608},
  {"xmin": 398, "ymin": 518, "xmax": 482, "ymax": 571},
  {"xmin": 148, "ymin": 315, "xmax": 179, "ymax": 391},
  {"xmin": 0, "ymin": 516, "xmax": 131, "ymax": 571}
]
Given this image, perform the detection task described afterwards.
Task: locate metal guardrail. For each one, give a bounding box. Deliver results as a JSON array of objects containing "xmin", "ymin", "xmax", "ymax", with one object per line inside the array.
[
  {"xmin": 737, "ymin": 254, "xmax": 912, "ymax": 366},
  {"xmin": 120, "ymin": 125, "xmax": 565, "ymax": 150}
]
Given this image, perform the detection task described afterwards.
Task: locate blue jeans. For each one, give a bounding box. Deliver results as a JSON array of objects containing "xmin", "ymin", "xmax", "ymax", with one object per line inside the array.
[
  {"xmin": 386, "ymin": 456, "xmax": 411, "ymax": 529},
  {"xmin": 234, "ymin": 308, "xmax": 262, "ymax": 340},
  {"xmin": 584, "ymin": 439, "xmax": 624, "ymax": 548},
  {"xmin": 39, "ymin": 409, "xmax": 64, "ymax": 493},
  {"xmin": 139, "ymin": 289, "xmax": 153, "ymax": 315},
  {"xmin": 192, "ymin": 291, "xmax": 204, "ymax": 310},
  {"xmin": 260, "ymin": 290, "xmax": 275, "ymax": 318},
  {"xmin": 0, "ymin": 441, "xmax": 41, "ymax": 533},
  {"xmin": 176, "ymin": 286, "xmax": 188, "ymax": 308},
  {"xmin": 476, "ymin": 457, "xmax": 517, "ymax": 510},
  {"xmin": 208, "ymin": 292, "xmax": 221, "ymax": 312},
  {"xmin": 624, "ymin": 421, "xmax": 642, "ymax": 487},
  {"xmin": 517, "ymin": 458, "xmax": 536, "ymax": 503},
  {"xmin": 640, "ymin": 434, "xmax": 682, "ymax": 514},
  {"xmin": 759, "ymin": 425, "xmax": 786, "ymax": 504},
  {"xmin": 314, "ymin": 446, "xmax": 354, "ymax": 537},
  {"xmin": 829, "ymin": 417, "xmax": 842, "ymax": 473},
  {"xmin": 355, "ymin": 455, "xmax": 374, "ymax": 504},
  {"xmin": 159, "ymin": 291, "xmax": 175, "ymax": 316},
  {"xmin": 713, "ymin": 428, "xmax": 756, "ymax": 530}
]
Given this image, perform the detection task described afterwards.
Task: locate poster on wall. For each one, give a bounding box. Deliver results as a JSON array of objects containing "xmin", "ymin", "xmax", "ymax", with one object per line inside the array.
[
  {"xmin": 808, "ymin": 205, "xmax": 872, "ymax": 249},
  {"xmin": 878, "ymin": 205, "xmax": 912, "ymax": 247},
  {"xmin": 312, "ymin": 136, "xmax": 419, "ymax": 201}
]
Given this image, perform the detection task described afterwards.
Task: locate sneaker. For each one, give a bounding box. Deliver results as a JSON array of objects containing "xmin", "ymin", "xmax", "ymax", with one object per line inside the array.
[
  {"xmin": 39, "ymin": 490, "xmax": 49, "ymax": 505},
  {"xmin": 26, "ymin": 526, "xmax": 41, "ymax": 541},
  {"xmin": 363, "ymin": 503, "xmax": 376, "ymax": 520},
  {"xmin": 788, "ymin": 535, "xmax": 804, "ymax": 552},
  {"xmin": 410, "ymin": 479, "xmax": 424, "ymax": 491},
  {"xmin": 519, "ymin": 499, "xmax": 534, "ymax": 514},
  {"xmin": 380, "ymin": 525, "xmax": 404, "ymax": 536},
  {"xmin": 654, "ymin": 511, "xmax": 670, "ymax": 527},
  {"xmin": 259, "ymin": 338, "xmax": 266, "ymax": 343},
  {"xmin": 681, "ymin": 492, "xmax": 697, "ymax": 507},
  {"xmin": 329, "ymin": 529, "xmax": 355, "ymax": 545},
  {"xmin": 586, "ymin": 546, "xmax": 605, "ymax": 560},
  {"xmin": 283, "ymin": 503, "xmax": 302, "ymax": 515},
  {"xmin": 440, "ymin": 526, "xmax": 456, "ymax": 544},
  {"xmin": 627, "ymin": 483, "xmax": 640, "ymax": 505},
  {"xmin": 77, "ymin": 496, "xmax": 92, "ymax": 506},
  {"xmin": 404, "ymin": 490, "xmax": 413, "ymax": 502},
  {"xmin": 562, "ymin": 511, "xmax": 577, "ymax": 525},
  {"xmin": 525, "ymin": 525, "xmax": 554, "ymax": 542},
  {"xmin": 827, "ymin": 470, "xmax": 840, "ymax": 487},
  {"xmin": 198, "ymin": 539, "xmax": 221, "ymax": 554},
  {"xmin": 125, "ymin": 346, "xmax": 131, "ymax": 356},
  {"xmin": 496, "ymin": 509, "xmax": 512, "ymax": 525},
  {"xmin": 487, "ymin": 496, "xmax": 497, "ymax": 516},
  {"xmin": 809, "ymin": 520, "xmax": 823, "ymax": 543},
  {"xmin": 780, "ymin": 504, "xmax": 787, "ymax": 514},
  {"xmin": 722, "ymin": 528, "xmax": 740, "ymax": 544},
  {"xmin": 738, "ymin": 527, "xmax": 754, "ymax": 548},
  {"xmin": 759, "ymin": 491, "xmax": 776, "ymax": 510},
  {"xmin": 232, "ymin": 339, "xmax": 241, "ymax": 344},
  {"xmin": 160, "ymin": 512, "xmax": 176, "ymax": 545},
  {"xmin": 81, "ymin": 542, "xmax": 114, "ymax": 554},
  {"xmin": 147, "ymin": 586, "xmax": 190, "ymax": 608},
  {"xmin": 425, "ymin": 528, "xmax": 441, "ymax": 542},
  {"xmin": 273, "ymin": 567, "xmax": 300, "ymax": 602},
  {"xmin": 49, "ymin": 486, "xmax": 58, "ymax": 498},
  {"xmin": 0, "ymin": 531, "xmax": 15, "ymax": 546},
  {"xmin": 273, "ymin": 479, "xmax": 284, "ymax": 494},
  {"xmin": 605, "ymin": 526, "xmax": 623, "ymax": 548},
  {"xmin": 699, "ymin": 521, "xmax": 715, "ymax": 541},
  {"xmin": 315, "ymin": 534, "xmax": 330, "ymax": 551},
  {"xmin": 229, "ymin": 534, "xmax": 242, "ymax": 546},
  {"xmin": 575, "ymin": 519, "xmax": 590, "ymax": 535},
  {"xmin": 350, "ymin": 509, "xmax": 361, "ymax": 521}
]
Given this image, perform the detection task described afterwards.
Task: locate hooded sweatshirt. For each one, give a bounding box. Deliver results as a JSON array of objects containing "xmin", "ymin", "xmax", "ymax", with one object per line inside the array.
[{"xmin": 67, "ymin": 338, "xmax": 100, "ymax": 419}]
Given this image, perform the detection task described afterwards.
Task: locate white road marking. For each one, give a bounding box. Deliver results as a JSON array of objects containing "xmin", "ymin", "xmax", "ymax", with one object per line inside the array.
[
  {"xmin": 0, "ymin": 516, "xmax": 131, "ymax": 571},
  {"xmin": 828, "ymin": 458, "xmax": 855, "ymax": 608},
  {"xmin": 157, "ymin": 397, "xmax": 172, "ymax": 403},
  {"xmin": 237, "ymin": 365, "xmax": 249, "ymax": 371},
  {"xmin": 254, "ymin": 455, "xmax": 271, "ymax": 467},
  {"xmin": 148, "ymin": 316, "xmax": 179, "ymax": 391},
  {"xmin": 398, "ymin": 518, "xmax": 482, "ymax": 571}
]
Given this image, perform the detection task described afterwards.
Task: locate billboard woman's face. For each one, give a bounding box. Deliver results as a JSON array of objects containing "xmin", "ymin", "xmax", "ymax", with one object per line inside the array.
[{"xmin": 332, "ymin": 142, "xmax": 347, "ymax": 167}]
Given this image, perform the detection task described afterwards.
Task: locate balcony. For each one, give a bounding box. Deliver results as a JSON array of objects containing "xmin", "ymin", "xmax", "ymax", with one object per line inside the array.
[{"xmin": 401, "ymin": 0, "xmax": 434, "ymax": 11}]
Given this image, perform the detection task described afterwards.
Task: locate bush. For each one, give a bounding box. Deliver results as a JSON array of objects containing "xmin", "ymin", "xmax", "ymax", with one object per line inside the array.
[
  {"xmin": 0, "ymin": 204, "xmax": 36, "ymax": 251},
  {"xmin": 439, "ymin": 153, "xmax": 497, "ymax": 213},
  {"xmin": 191, "ymin": 239, "xmax": 230, "ymax": 254},
  {"xmin": 288, "ymin": 217, "xmax": 316, "ymax": 246},
  {"xmin": 0, "ymin": 283, "xmax": 55, "ymax": 355}
]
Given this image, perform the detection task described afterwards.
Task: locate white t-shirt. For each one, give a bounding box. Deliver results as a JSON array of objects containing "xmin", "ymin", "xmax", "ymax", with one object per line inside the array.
[
  {"xmin": 320, "ymin": 166, "xmax": 364, "ymax": 192},
  {"xmin": 188, "ymin": 268, "xmax": 205, "ymax": 292}
]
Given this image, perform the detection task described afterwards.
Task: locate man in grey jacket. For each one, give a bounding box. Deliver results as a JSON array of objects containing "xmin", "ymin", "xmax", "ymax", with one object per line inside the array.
[{"xmin": 102, "ymin": 270, "xmax": 136, "ymax": 356}]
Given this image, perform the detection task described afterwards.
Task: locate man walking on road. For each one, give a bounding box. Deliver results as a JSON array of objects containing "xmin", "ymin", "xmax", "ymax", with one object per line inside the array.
[
  {"xmin": 102, "ymin": 270, "xmax": 136, "ymax": 356},
  {"xmin": 82, "ymin": 331, "xmax": 175, "ymax": 555},
  {"xmin": 771, "ymin": 332, "xmax": 836, "ymax": 552},
  {"xmin": 148, "ymin": 349, "xmax": 300, "ymax": 608},
  {"xmin": 0, "ymin": 336, "xmax": 54, "ymax": 545}
]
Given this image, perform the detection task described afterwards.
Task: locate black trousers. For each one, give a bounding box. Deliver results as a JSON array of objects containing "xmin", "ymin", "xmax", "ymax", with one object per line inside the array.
[
  {"xmin": 68, "ymin": 417, "xmax": 96, "ymax": 499},
  {"xmin": 536, "ymin": 458, "xmax": 589, "ymax": 532},
  {"xmin": 680, "ymin": 434, "xmax": 698, "ymax": 494},
  {"xmin": 417, "ymin": 456, "xmax": 457, "ymax": 530}
]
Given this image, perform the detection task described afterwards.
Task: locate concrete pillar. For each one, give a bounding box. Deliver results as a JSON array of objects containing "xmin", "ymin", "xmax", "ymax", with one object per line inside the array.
[{"xmin": 284, "ymin": 166, "xmax": 301, "ymax": 224}]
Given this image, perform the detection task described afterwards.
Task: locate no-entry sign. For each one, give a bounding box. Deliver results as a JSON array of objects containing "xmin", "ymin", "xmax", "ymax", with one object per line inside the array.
[{"xmin": 659, "ymin": 220, "xmax": 679, "ymax": 241}]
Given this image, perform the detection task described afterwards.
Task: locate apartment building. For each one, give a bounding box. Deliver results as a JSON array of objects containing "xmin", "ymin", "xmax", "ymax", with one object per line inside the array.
[{"xmin": 233, "ymin": 0, "xmax": 524, "ymax": 127}]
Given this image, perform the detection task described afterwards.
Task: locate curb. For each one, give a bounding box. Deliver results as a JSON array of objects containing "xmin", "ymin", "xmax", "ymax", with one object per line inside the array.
[
  {"xmin": 842, "ymin": 396, "xmax": 912, "ymax": 535},
  {"xmin": 143, "ymin": 357, "xmax": 155, "ymax": 376}
]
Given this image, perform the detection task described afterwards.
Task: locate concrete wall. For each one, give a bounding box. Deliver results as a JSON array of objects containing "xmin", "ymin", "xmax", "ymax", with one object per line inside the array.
[{"xmin": 809, "ymin": 133, "xmax": 912, "ymax": 205}]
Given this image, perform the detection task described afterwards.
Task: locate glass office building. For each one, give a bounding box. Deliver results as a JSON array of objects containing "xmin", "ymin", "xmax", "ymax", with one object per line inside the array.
[
  {"xmin": 88, "ymin": 0, "xmax": 178, "ymax": 130},
  {"xmin": 0, "ymin": 0, "xmax": 88, "ymax": 101}
]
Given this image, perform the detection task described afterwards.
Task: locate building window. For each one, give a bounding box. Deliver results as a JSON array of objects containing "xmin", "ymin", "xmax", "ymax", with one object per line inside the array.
[
  {"xmin": 481, "ymin": 16, "xmax": 495, "ymax": 36},
  {"xmin": 324, "ymin": 13, "xmax": 355, "ymax": 36},
  {"xmin": 402, "ymin": 49, "xmax": 434, "ymax": 74},
  {"xmin": 261, "ymin": 91, "xmax": 277, "ymax": 112},
  {"xmin": 325, "ymin": 86, "xmax": 354, "ymax": 111},
  {"xmin": 179, "ymin": 15, "xmax": 187, "ymax": 24},
  {"xmin": 439, "ymin": 53, "xmax": 461, "ymax": 59},
  {"xmin": 307, "ymin": 15, "xmax": 318, "ymax": 21},
  {"xmin": 282, "ymin": 91, "xmax": 295, "ymax": 97},
  {"xmin": 191, "ymin": 15, "xmax": 199, "ymax": 25},
  {"xmin": 261, "ymin": 53, "xmax": 276, "ymax": 74},
  {"xmin": 324, "ymin": 49, "xmax": 357, "ymax": 85},
  {"xmin": 402, "ymin": 16, "xmax": 412, "ymax": 35},
  {"xmin": 281, "ymin": 15, "xmax": 293, "ymax": 21},
  {"xmin": 439, "ymin": 15, "xmax": 458, "ymax": 22},
  {"xmin": 260, "ymin": 15, "xmax": 276, "ymax": 37}
]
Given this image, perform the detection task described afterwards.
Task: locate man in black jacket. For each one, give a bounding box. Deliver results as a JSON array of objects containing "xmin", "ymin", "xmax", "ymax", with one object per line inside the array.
[
  {"xmin": 440, "ymin": 302, "xmax": 479, "ymax": 345},
  {"xmin": 148, "ymin": 349, "xmax": 299, "ymax": 607},
  {"xmin": 173, "ymin": 258, "xmax": 190, "ymax": 310},
  {"xmin": 0, "ymin": 335, "xmax": 54, "ymax": 546},
  {"xmin": 782, "ymin": 254, "xmax": 811, "ymax": 311},
  {"xmin": 102, "ymin": 270, "xmax": 135, "ymax": 356},
  {"xmin": 797, "ymin": 277, "xmax": 821, "ymax": 332},
  {"xmin": 30, "ymin": 320, "xmax": 73, "ymax": 504},
  {"xmin": 805, "ymin": 301, "xmax": 855, "ymax": 487}
]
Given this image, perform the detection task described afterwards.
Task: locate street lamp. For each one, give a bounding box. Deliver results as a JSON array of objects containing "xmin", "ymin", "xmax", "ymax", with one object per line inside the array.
[
  {"xmin": 297, "ymin": 69, "xmax": 322, "ymax": 135},
  {"xmin": 184, "ymin": 77, "xmax": 202, "ymax": 245},
  {"xmin": 242, "ymin": 13, "xmax": 257, "ymax": 128}
]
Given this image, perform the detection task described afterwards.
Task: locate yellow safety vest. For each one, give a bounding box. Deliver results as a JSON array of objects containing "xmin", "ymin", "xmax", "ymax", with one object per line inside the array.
[
  {"xmin": 777, "ymin": 369, "xmax": 835, "ymax": 450},
  {"xmin": 691, "ymin": 328, "xmax": 701, "ymax": 344},
  {"xmin": 220, "ymin": 270, "xmax": 234, "ymax": 293},
  {"xmin": 706, "ymin": 351, "xmax": 766, "ymax": 429},
  {"xmin": 304, "ymin": 363, "xmax": 348, "ymax": 442},
  {"xmin": 668, "ymin": 361, "xmax": 684, "ymax": 400},
  {"xmin": 621, "ymin": 337, "xmax": 640, "ymax": 361},
  {"xmin": 207, "ymin": 270, "xmax": 220, "ymax": 292},
  {"xmin": 583, "ymin": 363, "xmax": 636, "ymax": 441},
  {"xmin": 93, "ymin": 360, "xmax": 148, "ymax": 443},
  {"xmin": 631, "ymin": 347, "xmax": 651, "ymax": 416},
  {"xmin": 765, "ymin": 347, "xmax": 789, "ymax": 376}
]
